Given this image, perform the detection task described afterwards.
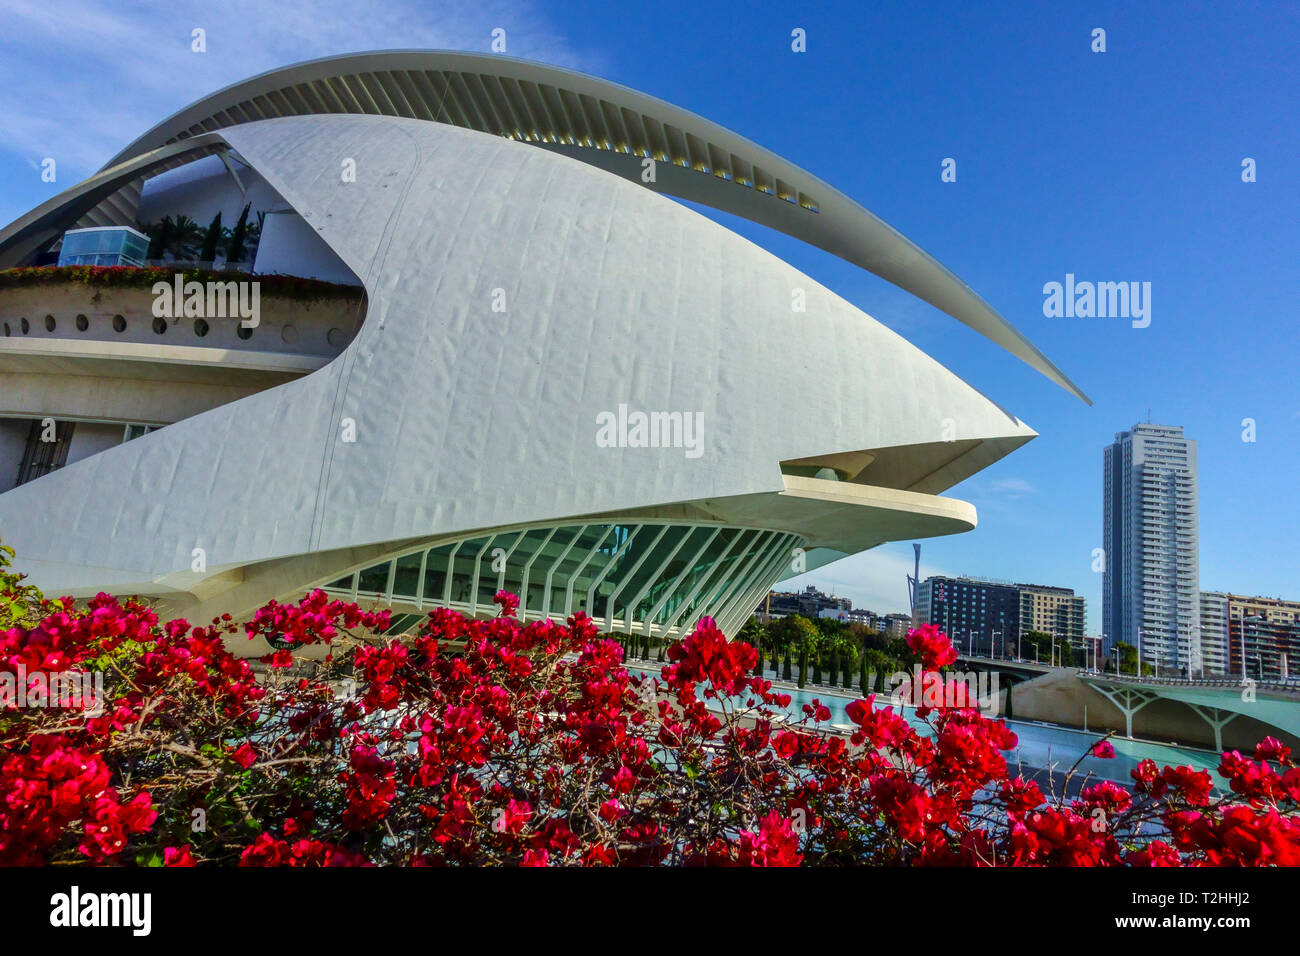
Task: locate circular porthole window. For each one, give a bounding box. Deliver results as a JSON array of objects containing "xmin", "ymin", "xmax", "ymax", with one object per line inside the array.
[
  {"xmin": 281, "ymin": 324, "xmax": 299, "ymax": 345},
  {"xmin": 112, "ymin": 314, "xmax": 127, "ymax": 333},
  {"xmin": 20, "ymin": 318, "xmax": 30, "ymax": 334},
  {"xmin": 194, "ymin": 318, "xmax": 210, "ymax": 337},
  {"xmin": 152, "ymin": 317, "xmax": 167, "ymax": 335},
  {"xmin": 44, "ymin": 315, "xmax": 56, "ymax": 332},
  {"xmin": 326, "ymin": 327, "xmax": 346, "ymax": 347},
  {"xmin": 236, "ymin": 325, "xmax": 253, "ymax": 340},
  {"xmin": 75, "ymin": 314, "xmax": 89, "ymax": 331}
]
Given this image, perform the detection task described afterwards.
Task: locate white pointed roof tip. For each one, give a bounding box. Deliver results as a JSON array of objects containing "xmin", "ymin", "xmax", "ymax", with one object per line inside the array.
[{"xmin": 96, "ymin": 49, "xmax": 1090, "ymax": 406}]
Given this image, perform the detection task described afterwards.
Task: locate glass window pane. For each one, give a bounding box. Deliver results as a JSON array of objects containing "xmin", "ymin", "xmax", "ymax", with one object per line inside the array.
[
  {"xmin": 392, "ymin": 551, "xmax": 423, "ymax": 600},
  {"xmin": 608, "ymin": 525, "xmax": 690, "ymax": 624},
  {"xmin": 357, "ymin": 560, "xmax": 390, "ymax": 597},
  {"xmin": 476, "ymin": 532, "xmax": 522, "ymax": 607},
  {"xmin": 545, "ymin": 525, "xmax": 608, "ymax": 615},
  {"xmin": 421, "ymin": 544, "xmax": 455, "ymax": 607},
  {"xmin": 499, "ymin": 529, "xmax": 552, "ymax": 599},
  {"xmin": 653, "ymin": 528, "xmax": 735, "ymax": 625},
  {"xmin": 636, "ymin": 527, "xmax": 715, "ymax": 624},
  {"xmin": 525, "ymin": 526, "xmax": 582, "ymax": 613},
  {"xmin": 448, "ymin": 537, "xmax": 489, "ymax": 606}
]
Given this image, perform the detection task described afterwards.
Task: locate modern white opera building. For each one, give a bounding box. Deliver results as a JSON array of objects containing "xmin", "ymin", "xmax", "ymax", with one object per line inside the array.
[{"xmin": 0, "ymin": 52, "xmax": 1087, "ymax": 652}]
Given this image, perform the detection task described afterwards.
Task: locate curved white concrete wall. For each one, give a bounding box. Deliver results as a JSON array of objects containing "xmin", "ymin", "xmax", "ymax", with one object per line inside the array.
[{"xmin": 0, "ymin": 115, "xmax": 1033, "ymax": 601}]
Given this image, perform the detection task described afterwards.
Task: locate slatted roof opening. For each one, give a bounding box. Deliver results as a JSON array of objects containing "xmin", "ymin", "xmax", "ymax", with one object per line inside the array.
[{"xmin": 154, "ymin": 69, "xmax": 821, "ymax": 214}]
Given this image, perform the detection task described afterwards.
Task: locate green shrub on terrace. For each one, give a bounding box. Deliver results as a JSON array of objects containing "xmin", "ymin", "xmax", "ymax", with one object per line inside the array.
[{"xmin": 0, "ymin": 266, "xmax": 363, "ymax": 303}]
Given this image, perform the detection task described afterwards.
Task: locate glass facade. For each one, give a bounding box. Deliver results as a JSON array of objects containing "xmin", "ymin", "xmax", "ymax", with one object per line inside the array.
[
  {"xmin": 57, "ymin": 227, "xmax": 150, "ymax": 267},
  {"xmin": 321, "ymin": 521, "xmax": 803, "ymax": 640}
]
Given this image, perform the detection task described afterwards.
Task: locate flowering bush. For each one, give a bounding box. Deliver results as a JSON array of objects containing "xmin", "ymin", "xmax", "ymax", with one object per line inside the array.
[
  {"xmin": 0, "ymin": 265, "xmax": 363, "ymax": 302},
  {"xmin": 2, "ymin": 544, "xmax": 1299, "ymax": 866}
]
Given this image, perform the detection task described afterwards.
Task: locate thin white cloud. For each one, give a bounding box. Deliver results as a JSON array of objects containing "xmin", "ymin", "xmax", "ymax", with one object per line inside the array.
[
  {"xmin": 987, "ymin": 477, "xmax": 1035, "ymax": 499},
  {"xmin": 0, "ymin": 0, "xmax": 597, "ymax": 180}
]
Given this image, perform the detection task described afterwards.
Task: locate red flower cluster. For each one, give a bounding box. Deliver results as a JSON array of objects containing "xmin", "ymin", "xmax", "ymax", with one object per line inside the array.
[
  {"xmin": 0, "ymin": 735, "xmax": 155, "ymax": 864},
  {"xmin": 663, "ymin": 616, "xmax": 761, "ymax": 697},
  {"xmin": 905, "ymin": 623, "xmax": 959, "ymax": 670},
  {"xmin": 238, "ymin": 832, "xmax": 369, "ymax": 867},
  {"xmin": 3, "ymin": 571, "xmax": 1299, "ymax": 867},
  {"xmin": 245, "ymin": 589, "xmax": 390, "ymax": 650}
]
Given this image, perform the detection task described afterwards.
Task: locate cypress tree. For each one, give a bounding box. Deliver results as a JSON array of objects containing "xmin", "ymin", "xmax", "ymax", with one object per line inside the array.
[
  {"xmin": 199, "ymin": 211, "xmax": 223, "ymax": 263},
  {"xmin": 226, "ymin": 202, "xmax": 251, "ymax": 263}
]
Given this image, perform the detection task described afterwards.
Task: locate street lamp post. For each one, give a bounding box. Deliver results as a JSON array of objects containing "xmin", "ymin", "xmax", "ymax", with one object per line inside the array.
[{"xmin": 1241, "ymin": 624, "xmax": 1248, "ymax": 682}]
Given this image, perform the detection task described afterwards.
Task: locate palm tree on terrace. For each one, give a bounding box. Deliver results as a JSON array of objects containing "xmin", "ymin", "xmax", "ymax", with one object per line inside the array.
[{"xmin": 164, "ymin": 215, "xmax": 203, "ymax": 260}]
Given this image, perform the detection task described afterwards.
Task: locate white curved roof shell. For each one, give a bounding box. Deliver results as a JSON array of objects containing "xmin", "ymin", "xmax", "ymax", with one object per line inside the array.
[
  {"xmin": 80, "ymin": 51, "xmax": 1088, "ymax": 404},
  {"xmin": 0, "ymin": 113, "xmax": 1037, "ymax": 621}
]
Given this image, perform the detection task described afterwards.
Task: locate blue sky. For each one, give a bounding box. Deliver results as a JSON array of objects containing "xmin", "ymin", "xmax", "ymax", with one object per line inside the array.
[{"xmin": 1, "ymin": 0, "xmax": 1296, "ymax": 629}]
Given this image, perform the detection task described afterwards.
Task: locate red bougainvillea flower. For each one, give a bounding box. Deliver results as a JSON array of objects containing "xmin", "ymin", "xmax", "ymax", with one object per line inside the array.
[
  {"xmin": 6, "ymin": 560, "xmax": 1300, "ymax": 869},
  {"xmin": 1074, "ymin": 781, "xmax": 1133, "ymax": 817},
  {"xmin": 1218, "ymin": 750, "xmax": 1284, "ymax": 804},
  {"xmin": 238, "ymin": 833, "xmax": 369, "ymax": 867},
  {"xmin": 1000, "ymin": 778, "xmax": 1046, "ymax": 817},
  {"xmin": 736, "ymin": 811, "xmax": 803, "ymax": 867},
  {"xmin": 341, "ymin": 745, "xmax": 397, "ymax": 830},
  {"xmin": 845, "ymin": 698, "xmax": 871, "ymax": 725},
  {"xmin": 1161, "ymin": 765, "xmax": 1216, "ymax": 807},
  {"xmin": 1125, "ymin": 840, "xmax": 1182, "ymax": 867},
  {"xmin": 497, "ymin": 798, "xmax": 533, "ymax": 836},
  {"xmin": 493, "ymin": 590, "xmax": 521, "ymax": 618},
  {"xmin": 164, "ymin": 845, "xmax": 197, "ymax": 866},
  {"xmin": 663, "ymin": 617, "xmax": 760, "ymax": 697},
  {"xmin": 905, "ymin": 624, "xmax": 958, "ymax": 670},
  {"xmin": 244, "ymin": 589, "xmax": 390, "ymax": 650},
  {"xmin": 1256, "ymin": 737, "xmax": 1292, "ymax": 764},
  {"xmin": 231, "ymin": 743, "xmax": 259, "ymax": 769},
  {"xmin": 1091, "ymin": 740, "xmax": 1116, "ymax": 759}
]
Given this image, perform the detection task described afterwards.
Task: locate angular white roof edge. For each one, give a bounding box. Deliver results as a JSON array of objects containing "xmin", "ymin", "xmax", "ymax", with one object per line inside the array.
[{"xmin": 96, "ymin": 49, "xmax": 1090, "ymax": 405}]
